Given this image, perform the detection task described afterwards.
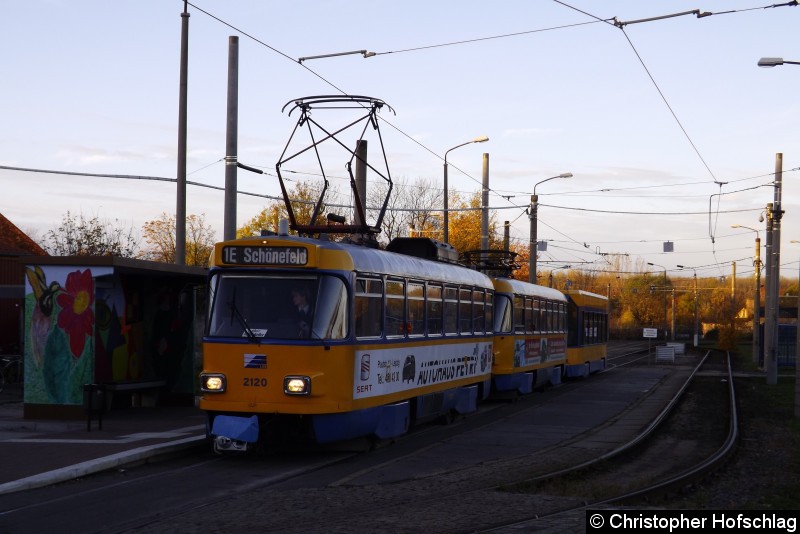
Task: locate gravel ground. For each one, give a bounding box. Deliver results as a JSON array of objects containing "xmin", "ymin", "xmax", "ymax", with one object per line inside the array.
[{"xmin": 666, "ymin": 370, "xmax": 800, "ymax": 510}]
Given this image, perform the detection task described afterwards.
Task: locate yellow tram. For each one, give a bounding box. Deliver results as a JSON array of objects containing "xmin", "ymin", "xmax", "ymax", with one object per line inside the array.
[
  {"xmin": 562, "ymin": 289, "xmax": 609, "ymax": 377},
  {"xmin": 199, "ymin": 233, "xmax": 495, "ymax": 451},
  {"xmin": 491, "ymin": 277, "xmax": 567, "ymax": 394}
]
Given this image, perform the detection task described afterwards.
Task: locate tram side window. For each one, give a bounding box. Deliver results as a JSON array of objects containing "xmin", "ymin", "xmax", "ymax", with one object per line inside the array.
[
  {"xmin": 539, "ymin": 299, "xmax": 547, "ymax": 334},
  {"xmin": 355, "ymin": 278, "xmax": 383, "ymax": 338},
  {"xmin": 427, "ymin": 284, "xmax": 443, "ymax": 336},
  {"xmin": 601, "ymin": 313, "xmax": 608, "ymax": 342},
  {"xmin": 567, "ymin": 300, "xmax": 579, "ymax": 346},
  {"xmin": 514, "ymin": 295, "xmax": 525, "ymax": 334},
  {"xmin": 484, "ymin": 290, "xmax": 493, "ymax": 335},
  {"xmin": 494, "ymin": 294, "xmax": 512, "ymax": 333},
  {"xmin": 408, "ymin": 282, "xmax": 425, "ymax": 337},
  {"xmin": 522, "ymin": 297, "xmax": 532, "ymax": 333},
  {"xmin": 546, "ymin": 301, "xmax": 555, "ymax": 332},
  {"xmin": 531, "ymin": 298, "xmax": 540, "ymax": 334},
  {"xmin": 472, "ymin": 289, "xmax": 485, "ymax": 334},
  {"xmin": 444, "ymin": 286, "xmax": 458, "ymax": 335},
  {"xmin": 559, "ymin": 303, "xmax": 567, "ymax": 333},
  {"xmin": 459, "ymin": 288, "xmax": 472, "ymax": 334},
  {"xmin": 386, "ymin": 279, "xmax": 406, "ymax": 337},
  {"xmin": 586, "ymin": 312, "xmax": 597, "ymax": 344}
]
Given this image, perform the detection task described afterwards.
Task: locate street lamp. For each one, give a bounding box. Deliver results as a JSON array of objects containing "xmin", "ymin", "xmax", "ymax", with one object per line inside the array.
[
  {"xmin": 758, "ymin": 57, "xmax": 800, "ymax": 67},
  {"xmin": 443, "ymin": 136, "xmax": 489, "ymax": 244},
  {"xmin": 732, "ymin": 224, "xmax": 763, "ymax": 364},
  {"xmin": 677, "ymin": 265, "xmax": 699, "ymax": 347},
  {"xmin": 530, "ymin": 173, "xmax": 573, "ymax": 283},
  {"xmin": 647, "ymin": 262, "xmax": 669, "ymax": 340}
]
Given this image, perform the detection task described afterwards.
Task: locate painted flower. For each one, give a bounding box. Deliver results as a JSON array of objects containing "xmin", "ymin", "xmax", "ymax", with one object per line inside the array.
[{"xmin": 56, "ymin": 269, "xmax": 95, "ymax": 359}]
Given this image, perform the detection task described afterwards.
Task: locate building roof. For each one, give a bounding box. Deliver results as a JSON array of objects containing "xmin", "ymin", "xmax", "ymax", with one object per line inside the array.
[{"xmin": 0, "ymin": 213, "xmax": 46, "ymax": 256}]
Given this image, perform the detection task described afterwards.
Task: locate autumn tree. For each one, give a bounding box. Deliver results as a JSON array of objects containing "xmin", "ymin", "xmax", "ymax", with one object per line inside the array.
[
  {"xmin": 509, "ymin": 242, "xmax": 530, "ymax": 282},
  {"xmin": 141, "ymin": 212, "xmax": 215, "ymax": 267},
  {"xmin": 447, "ymin": 190, "xmax": 501, "ymax": 257},
  {"xmin": 238, "ymin": 180, "xmax": 337, "ymax": 238},
  {"xmin": 41, "ymin": 211, "xmax": 139, "ymax": 257}
]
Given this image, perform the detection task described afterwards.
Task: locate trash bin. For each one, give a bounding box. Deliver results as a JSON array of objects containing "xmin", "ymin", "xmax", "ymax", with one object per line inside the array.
[{"xmin": 83, "ymin": 383, "xmax": 107, "ymax": 431}]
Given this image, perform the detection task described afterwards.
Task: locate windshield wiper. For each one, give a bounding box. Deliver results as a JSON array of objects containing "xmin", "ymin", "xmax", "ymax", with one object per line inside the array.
[{"xmin": 228, "ymin": 289, "xmax": 260, "ymax": 344}]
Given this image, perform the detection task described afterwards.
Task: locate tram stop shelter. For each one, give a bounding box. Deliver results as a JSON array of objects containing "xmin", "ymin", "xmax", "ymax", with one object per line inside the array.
[{"xmin": 20, "ymin": 256, "xmax": 206, "ymax": 420}]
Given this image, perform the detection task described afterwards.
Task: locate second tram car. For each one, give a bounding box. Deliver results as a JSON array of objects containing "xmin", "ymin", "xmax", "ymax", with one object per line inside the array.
[
  {"xmin": 562, "ymin": 289, "xmax": 609, "ymax": 378},
  {"xmin": 491, "ymin": 277, "xmax": 567, "ymax": 394},
  {"xmin": 199, "ymin": 233, "xmax": 495, "ymax": 451}
]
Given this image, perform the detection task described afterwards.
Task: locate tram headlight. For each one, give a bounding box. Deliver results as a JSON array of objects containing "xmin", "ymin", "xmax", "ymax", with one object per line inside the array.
[
  {"xmin": 200, "ymin": 373, "xmax": 227, "ymax": 393},
  {"xmin": 283, "ymin": 376, "xmax": 311, "ymax": 396}
]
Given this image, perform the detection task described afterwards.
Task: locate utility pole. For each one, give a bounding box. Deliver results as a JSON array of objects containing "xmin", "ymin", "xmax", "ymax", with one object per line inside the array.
[
  {"xmin": 354, "ymin": 140, "xmax": 368, "ymax": 227},
  {"xmin": 480, "ymin": 153, "xmax": 490, "ymax": 258},
  {"xmin": 764, "ymin": 203, "xmax": 774, "ymax": 372},
  {"xmin": 175, "ymin": 1, "xmax": 189, "ymax": 264},
  {"xmin": 223, "ymin": 36, "xmax": 239, "ymax": 241},
  {"xmin": 731, "ymin": 262, "xmax": 737, "ymax": 345},
  {"xmin": 754, "ymin": 236, "xmax": 762, "ymax": 365},
  {"xmin": 529, "ymin": 195, "xmax": 537, "ymax": 283},
  {"xmin": 671, "ymin": 288, "xmax": 676, "ymax": 341},
  {"xmin": 794, "ymin": 243, "xmax": 800, "ymax": 418},
  {"xmin": 693, "ymin": 271, "xmax": 699, "ymax": 347},
  {"xmin": 767, "ymin": 153, "xmax": 783, "ymax": 386}
]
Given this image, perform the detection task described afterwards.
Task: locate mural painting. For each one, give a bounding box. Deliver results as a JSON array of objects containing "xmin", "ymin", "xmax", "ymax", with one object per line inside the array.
[
  {"xmin": 24, "ymin": 266, "xmax": 109, "ymax": 405},
  {"xmin": 24, "ymin": 265, "xmax": 199, "ymax": 407}
]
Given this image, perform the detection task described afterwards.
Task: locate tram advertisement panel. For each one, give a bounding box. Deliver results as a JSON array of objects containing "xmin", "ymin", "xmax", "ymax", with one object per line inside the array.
[
  {"xmin": 513, "ymin": 337, "xmax": 566, "ymax": 367},
  {"xmin": 353, "ymin": 342, "xmax": 492, "ymax": 399}
]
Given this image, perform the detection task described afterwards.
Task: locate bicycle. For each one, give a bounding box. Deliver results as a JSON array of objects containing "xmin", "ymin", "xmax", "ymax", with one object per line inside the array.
[{"xmin": 0, "ymin": 354, "xmax": 23, "ymax": 394}]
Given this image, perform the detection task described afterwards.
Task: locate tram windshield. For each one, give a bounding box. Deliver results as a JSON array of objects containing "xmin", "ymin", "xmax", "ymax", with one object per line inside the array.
[{"xmin": 207, "ymin": 272, "xmax": 348, "ymax": 341}]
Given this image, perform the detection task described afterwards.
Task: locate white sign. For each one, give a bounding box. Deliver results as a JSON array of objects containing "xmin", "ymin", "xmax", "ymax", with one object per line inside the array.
[
  {"xmin": 353, "ymin": 342, "xmax": 492, "ymax": 399},
  {"xmin": 643, "ymin": 328, "xmax": 658, "ymax": 339}
]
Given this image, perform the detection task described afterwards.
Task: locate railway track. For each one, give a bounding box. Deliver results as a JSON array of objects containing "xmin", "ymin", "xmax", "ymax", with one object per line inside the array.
[
  {"xmin": 114, "ymin": 346, "xmax": 736, "ymax": 533},
  {"xmin": 479, "ymin": 349, "xmax": 738, "ymax": 532}
]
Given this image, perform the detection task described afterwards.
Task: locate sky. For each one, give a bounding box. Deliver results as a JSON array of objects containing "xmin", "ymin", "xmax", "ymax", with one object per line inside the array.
[{"xmin": 2, "ymin": 1, "xmax": 799, "ymax": 283}]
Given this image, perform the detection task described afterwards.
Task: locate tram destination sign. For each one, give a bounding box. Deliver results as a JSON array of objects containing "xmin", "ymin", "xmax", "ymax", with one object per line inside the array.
[{"xmin": 222, "ymin": 245, "xmax": 308, "ymax": 266}]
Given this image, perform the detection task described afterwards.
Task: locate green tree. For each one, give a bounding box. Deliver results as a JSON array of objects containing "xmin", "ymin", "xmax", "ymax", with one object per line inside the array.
[{"xmin": 41, "ymin": 211, "xmax": 139, "ymax": 257}]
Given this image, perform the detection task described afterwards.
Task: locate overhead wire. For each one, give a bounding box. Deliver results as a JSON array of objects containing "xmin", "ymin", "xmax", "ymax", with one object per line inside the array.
[
  {"xmin": 16, "ymin": 1, "xmax": 789, "ymax": 273},
  {"xmin": 185, "ymin": 0, "xmax": 795, "ymax": 264}
]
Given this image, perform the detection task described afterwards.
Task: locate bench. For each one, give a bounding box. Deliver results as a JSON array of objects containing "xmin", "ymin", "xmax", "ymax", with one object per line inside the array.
[
  {"xmin": 83, "ymin": 379, "xmax": 167, "ymax": 431},
  {"xmin": 655, "ymin": 346, "xmax": 675, "ymax": 363}
]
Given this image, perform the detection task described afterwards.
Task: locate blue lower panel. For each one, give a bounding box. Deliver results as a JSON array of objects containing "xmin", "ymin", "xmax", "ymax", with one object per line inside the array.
[
  {"xmin": 211, "ymin": 414, "xmax": 260, "ymax": 443},
  {"xmin": 549, "ymin": 366, "xmax": 562, "ymax": 386},
  {"xmin": 493, "ymin": 372, "xmax": 533, "ymax": 394},
  {"xmin": 479, "ymin": 377, "xmax": 491, "ymax": 400},
  {"xmin": 454, "ymin": 385, "xmax": 478, "ymax": 414},
  {"xmin": 589, "ymin": 358, "xmax": 605, "ymax": 373},
  {"xmin": 312, "ymin": 401, "xmax": 410, "ymax": 443},
  {"xmin": 564, "ymin": 363, "xmax": 588, "ymax": 378}
]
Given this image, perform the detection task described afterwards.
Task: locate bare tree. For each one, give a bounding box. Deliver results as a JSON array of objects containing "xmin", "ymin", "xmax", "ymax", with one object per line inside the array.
[
  {"xmin": 368, "ymin": 175, "xmax": 444, "ymax": 244},
  {"xmin": 41, "ymin": 211, "xmax": 139, "ymax": 257}
]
